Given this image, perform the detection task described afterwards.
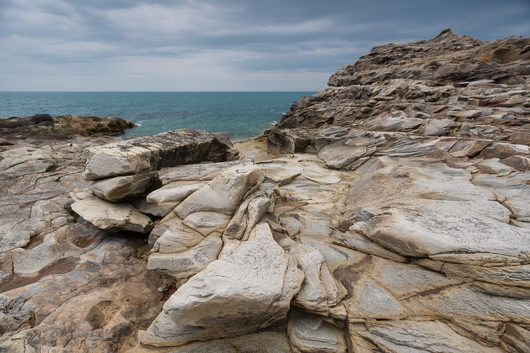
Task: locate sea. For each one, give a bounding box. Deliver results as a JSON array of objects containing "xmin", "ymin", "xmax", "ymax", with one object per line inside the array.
[{"xmin": 0, "ymin": 91, "xmax": 315, "ymax": 140}]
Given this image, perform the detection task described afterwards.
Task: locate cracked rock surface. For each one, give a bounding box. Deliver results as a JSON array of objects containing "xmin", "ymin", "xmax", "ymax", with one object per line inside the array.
[{"xmin": 1, "ymin": 30, "xmax": 529, "ymax": 352}]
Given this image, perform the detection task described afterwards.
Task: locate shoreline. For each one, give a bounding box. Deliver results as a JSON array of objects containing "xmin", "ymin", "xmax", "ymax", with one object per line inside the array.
[{"xmin": 0, "ymin": 30, "xmax": 528, "ymax": 352}]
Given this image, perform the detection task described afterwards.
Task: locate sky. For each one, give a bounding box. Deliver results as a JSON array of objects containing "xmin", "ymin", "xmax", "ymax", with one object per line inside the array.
[{"xmin": 0, "ymin": 0, "xmax": 529, "ymax": 91}]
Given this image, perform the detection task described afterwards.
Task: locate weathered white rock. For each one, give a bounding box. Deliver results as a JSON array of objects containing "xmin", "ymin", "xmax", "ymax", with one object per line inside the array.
[
  {"xmin": 146, "ymin": 181, "xmax": 206, "ymax": 204},
  {"xmin": 287, "ymin": 241, "xmax": 347, "ymax": 315},
  {"xmin": 88, "ymin": 172, "xmax": 152, "ymax": 202},
  {"xmin": 347, "ymin": 164, "xmax": 529, "ymax": 260},
  {"xmin": 183, "ymin": 211, "xmax": 231, "ymax": 236},
  {"xmin": 152, "ymin": 220, "xmax": 204, "ymax": 254},
  {"xmin": 337, "ymin": 231, "xmax": 407, "ymax": 263},
  {"xmin": 70, "ymin": 195, "xmax": 153, "ymax": 233},
  {"xmin": 147, "ymin": 235, "xmax": 222, "ymax": 279},
  {"xmin": 131, "ymin": 197, "xmax": 177, "ymax": 217},
  {"xmin": 288, "ymin": 310, "xmax": 347, "ymax": 353},
  {"xmin": 151, "ymin": 331, "xmax": 292, "ymax": 353},
  {"xmin": 317, "ymin": 134, "xmax": 385, "ymax": 169},
  {"xmin": 141, "ymin": 223, "xmax": 304, "ymax": 347},
  {"xmin": 174, "ymin": 166, "xmax": 261, "ymax": 218},
  {"xmin": 356, "ymin": 320, "xmax": 500, "ymax": 353},
  {"xmin": 158, "ymin": 160, "xmax": 241, "ymax": 184},
  {"xmin": 83, "ymin": 129, "xmax": 238, "ymax": 181}
]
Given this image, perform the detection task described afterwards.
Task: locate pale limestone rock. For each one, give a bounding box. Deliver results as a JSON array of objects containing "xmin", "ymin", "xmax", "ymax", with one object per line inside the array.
[
  {"xmin": 287, "ymin": 241, "xmax": 347, "ymax": 315},
  {"xmin": 241, "ymin": 196, "xmax": 272, "ymax": 240},
  {"xmin": 147, "ymin": 235, "xmax": 222, "ymax": 279},
  {"xmin": 288, "ymin": 310, "xmax": 347, "ymax": 353},
  {"xmin": 141, "ymin": 223, "xmax": 304, "ymax": 347},
  {"xmin": 258, "ymin": 160, "xmax": 303, "ymax": 185},
  {"xmin": 146, "ymin": 181, "xmax": 206, "ymax": 204},
  {"xmin": 317, "ymin": 134, "xmax": 385, "ymax": 169},
  {"xmin": 71, "ymin": 195, "xmax": 153, "ymax": 233},
  {"xmin": 158, "ymin": 160, "xmax": 241, "ymax": 184},
  {"xmin": 88, "ymin": 172, "xmax": 152, "ymax": 202},
  {"xmin": 150, "ymin": 331, "xmax": 292, "ymax": 353},
  {"xmin": 348, "ymin": 165, "xmax": 528, "ymax": 260},
  {"xmin": 337, "ymin": 231, "xmax": 406, "ymax": 263},
  {"xmin": 223, "ymin": 185, "xmax": 273, "ymax": 240},
  {"xmin": 359, "ymin": 320, "xmax": 500, "ymax": 353},
  {"xmin": 83, "ymin": 129, "xmax": 238, "ymax": 181},
  {"xmin": 301, "ymin": 164, "xmax": 341, "ymax": 184},
  {"xmin": 218, "ymin": 237, "xmax": 241, "ymax": 258},
  {"xmin": 174, "ymin": 165, "xmax": 261, "ymax": 218},
  {"xmin": 132, "ymin": 197, "xmax": 177, "ymax": 217},
  {"xmin": 183, "ymin": 211, "xmax": 231, "ymax": 236},
  {"xmin": 152, "ymin": 220, "xmax": 204, "ymax": 254}
]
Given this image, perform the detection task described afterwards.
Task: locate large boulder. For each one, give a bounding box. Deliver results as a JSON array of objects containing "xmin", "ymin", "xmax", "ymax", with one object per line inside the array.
[
  {"xmin": 84, "ymin": 129, "xmax": 238, "ymax": 181},
  {"xmin": 140, "ymin": 223, "xmax": 304, "ymax": 347},
  {"xmin": 70, "ymin": 194, "xmax": 153, "ymax": 233}
]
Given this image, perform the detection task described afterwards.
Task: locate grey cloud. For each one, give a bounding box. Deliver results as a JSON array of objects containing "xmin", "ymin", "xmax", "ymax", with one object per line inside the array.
[{"xmin": 0, "ymin": 0, "xmax": 529, "ymax": 90}]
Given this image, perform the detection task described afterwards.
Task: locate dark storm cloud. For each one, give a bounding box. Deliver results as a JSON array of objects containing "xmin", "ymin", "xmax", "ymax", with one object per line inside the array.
[{"xmin": 0, "ymin": 0, "xmax": 529, "ymax": 90}]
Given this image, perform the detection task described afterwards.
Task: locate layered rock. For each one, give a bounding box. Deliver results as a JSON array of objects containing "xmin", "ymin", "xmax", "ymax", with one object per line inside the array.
[
  {"xmin": 141, "ymin": 223, "xmax": 303, "ymax": 347},
  {"xmin": 264, "ymin": 29, "xmax": 530, "ymax": 353},
  {"xmin": 1, "ymin": 30, "xmax": 529, "ymax": 353},
  {"xmin": 0, "ymin": 114, "xmax": 136, "ymax": 141},
  {"xmin": 83, "ymin": 129, "xmax": 238, "ymax": 203}
]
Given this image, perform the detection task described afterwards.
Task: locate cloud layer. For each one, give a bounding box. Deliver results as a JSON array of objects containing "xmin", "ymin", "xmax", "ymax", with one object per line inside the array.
[{"xmin": 1, "ymin": 0, "xmax": 529, "ymax": 91}]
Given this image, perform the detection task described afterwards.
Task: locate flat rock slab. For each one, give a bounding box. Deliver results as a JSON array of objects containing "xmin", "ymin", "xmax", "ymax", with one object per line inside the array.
[
  {"xmin": 141, "ymin": 223, "xmax": 303, "ymax": 347},
  {"xmin": 84, "ymin": 129, "xmax": 238, "ymax": 181},
  {"xmin": 347, "ymin": 164, "xmax": 529, "ymax": 261},
  {"xmin": 288, "ymin": 310, "xmax": 347, "ymax": 353},
  {"xmin": 355, "ymin": 320, "xmax": 500, "ymax": 353},
  {"xmin": 147, "ymin": 235, "xmax": 222, "ymax": 279},
  {"xmin": 71, "ymin": 195, "xmax": 153, "ymax": 233},
  {"xmin": 88, "ymin": 172, "xmax": 153, "ymax": 202}
]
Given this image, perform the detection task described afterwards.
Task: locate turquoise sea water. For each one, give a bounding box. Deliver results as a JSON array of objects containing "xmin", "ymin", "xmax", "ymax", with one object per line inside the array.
[{"xmin": 0, "ymin": 92, "xmax": 314, "ymax": 140}]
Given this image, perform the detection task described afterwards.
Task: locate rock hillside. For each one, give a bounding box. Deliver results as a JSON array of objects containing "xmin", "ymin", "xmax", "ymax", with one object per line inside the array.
[{"xmin": 0, "ymin": 30, "xmax": 529, "ymax": 352}]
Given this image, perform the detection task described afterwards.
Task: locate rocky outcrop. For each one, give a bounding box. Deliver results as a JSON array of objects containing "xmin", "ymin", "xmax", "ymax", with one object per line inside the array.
[
  {"xmin": 71, "ymin": 192, "xmax": 154, "ymax": 233},
  {"xmin": 264, "ymin": 29, "xmax": 530, "ymax": 353},
  {"xmin": 83, "ymin": 129, "xmax": 239, "ymax": 202},
  {"xmin": 141, "ymin": 223, "xmax": 303, "ymax": 347},
  {"xmin": 1, "ymin": 30, "xmax": 529, "ymax": 353},
  {"xmin": 0, "ymin": 114, "xmax": 136, "ymax": 141}
]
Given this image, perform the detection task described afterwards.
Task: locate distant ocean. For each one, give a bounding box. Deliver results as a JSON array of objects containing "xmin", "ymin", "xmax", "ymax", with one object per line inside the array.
[{"xmin": 0, "ymin": 91, "xmax": 315, "ymax": 140}]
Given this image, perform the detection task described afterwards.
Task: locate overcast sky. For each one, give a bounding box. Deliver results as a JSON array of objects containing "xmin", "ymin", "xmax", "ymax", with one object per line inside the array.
[{"xmin": 1, "ymin": 0, "xmax": 529, "ymax": 91}]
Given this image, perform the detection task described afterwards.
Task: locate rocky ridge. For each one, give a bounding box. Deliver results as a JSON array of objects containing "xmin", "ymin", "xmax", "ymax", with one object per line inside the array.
[
  {"xmin": 0, "ymin": 30, "xmax": 529, "ymax": 352},
  {"xmin": 0, "ymin": 114, "xmax": 137, "ymax": 142}
]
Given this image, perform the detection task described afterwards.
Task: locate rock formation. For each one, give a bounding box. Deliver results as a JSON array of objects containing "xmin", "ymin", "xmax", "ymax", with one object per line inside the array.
[
  {"xmin": 0, "ymin": 114, "xmax": 136, "ymax": 140},
  {"xmin": 0, "ymin": 30, "xmax": 529, "ymax": 352}
]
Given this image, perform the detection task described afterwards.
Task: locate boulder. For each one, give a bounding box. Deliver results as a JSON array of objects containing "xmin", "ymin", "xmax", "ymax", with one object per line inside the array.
[
  {"xmin": 84, "ymin": 129, "xmax": 238, "ymax": 181},
  {"xmin": 141, "ymin": 223, "xmax": 304, "ymax": 347},
  {"xmin": 88, "ymin": 172, "xmax": 153, "ymax": 202},
  {"xmin": 70, "ymin": 194, "xmax": 153, "ymax": 233}
]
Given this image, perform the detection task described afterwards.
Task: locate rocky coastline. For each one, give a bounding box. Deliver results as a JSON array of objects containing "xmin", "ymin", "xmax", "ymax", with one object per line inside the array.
[{"xmin": 0, "ymin": 30, "xmax": 529, "ymax": 352}]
